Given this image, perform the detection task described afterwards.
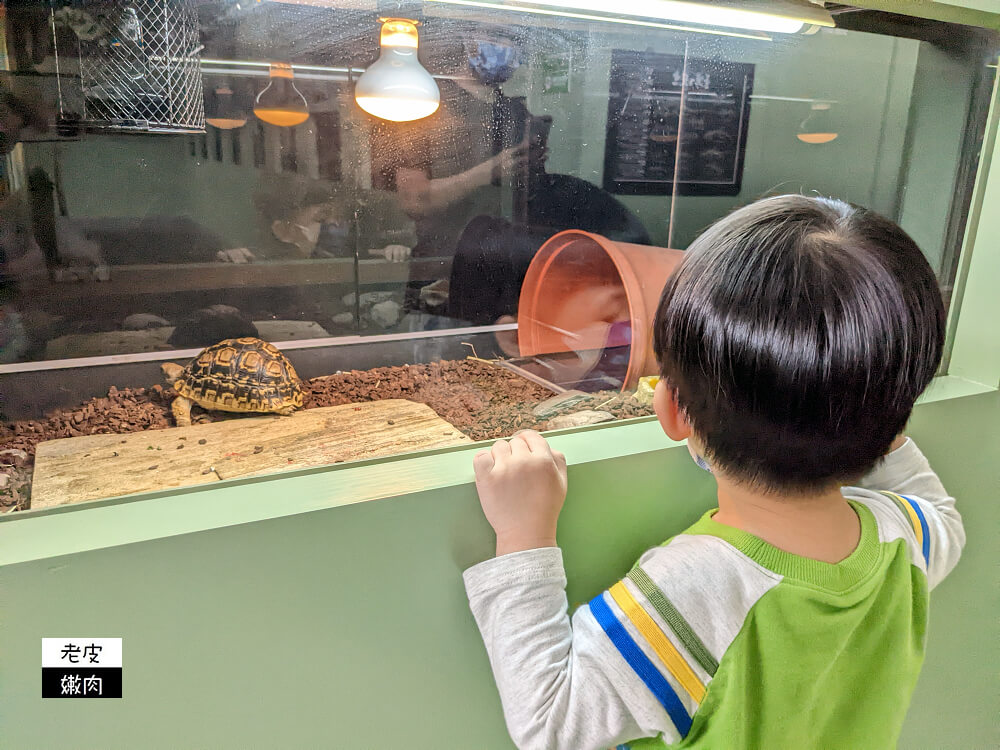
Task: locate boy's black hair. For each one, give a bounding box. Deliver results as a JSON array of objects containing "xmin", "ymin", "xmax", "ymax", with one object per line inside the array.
[{"xmin": 653, "ymin": 195, "xmax": 945, "ymax": 492}]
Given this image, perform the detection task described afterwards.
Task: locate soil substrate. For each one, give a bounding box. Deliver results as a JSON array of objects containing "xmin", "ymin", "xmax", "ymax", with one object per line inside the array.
[{"xmin": 0, "ymin": 359, "xmax": 652, "ymax": 511}]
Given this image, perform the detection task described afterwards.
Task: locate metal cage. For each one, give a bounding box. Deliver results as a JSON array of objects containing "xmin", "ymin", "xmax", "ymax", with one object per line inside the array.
[{"xmin": 51, "ymin": 0, "xmax": 205, "ymax": 133}]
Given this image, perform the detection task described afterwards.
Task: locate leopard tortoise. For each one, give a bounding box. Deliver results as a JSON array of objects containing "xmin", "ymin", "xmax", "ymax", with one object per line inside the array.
[{"xmin": 161, "ymin": 337, "xmax": 304, "ymax": 426}]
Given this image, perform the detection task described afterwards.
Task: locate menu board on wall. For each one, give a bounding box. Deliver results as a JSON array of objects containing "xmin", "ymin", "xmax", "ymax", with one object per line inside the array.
[{"xmin": 603, "ymin": 50, "xmax": 754, "ymax": 196}]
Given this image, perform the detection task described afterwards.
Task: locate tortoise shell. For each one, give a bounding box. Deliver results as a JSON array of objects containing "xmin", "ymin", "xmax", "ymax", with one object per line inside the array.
[{"xmin": 174, "ymin": 337, "xmax": 304, "ymax": 414}]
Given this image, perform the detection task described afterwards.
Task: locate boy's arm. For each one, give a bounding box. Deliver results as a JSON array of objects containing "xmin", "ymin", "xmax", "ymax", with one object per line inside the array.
[
  {"xmin": 467, "ymin": 432, "xmax": 686, "ymax": 749},
  {"xmin": 465, "ymin": 549, "xmax": 682, "ymax": 750},
  {"xmin": 850, "ymin": 437, "xmax": 964, "ymax": 588}
]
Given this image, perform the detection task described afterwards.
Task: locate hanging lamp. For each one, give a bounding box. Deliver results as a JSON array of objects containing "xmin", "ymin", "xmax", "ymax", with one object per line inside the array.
[
  {"xmin": 354, "ymin": 19, "xmax": 440, "ymax": 122},
  {"xmin": 796, "ymin": 102, "xmax": 838, "ymax": 144},
  {"xmin": 254, "ymin": 63, "xmax": 310, "ymax": 127},
  {"xmin": 205, "ymin": 84, "xmax": 248, "ymax": 130}
]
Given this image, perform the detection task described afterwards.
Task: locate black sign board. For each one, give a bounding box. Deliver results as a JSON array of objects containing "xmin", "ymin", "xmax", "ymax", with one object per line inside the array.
[{"xmin": 604, "ymin": 50, "xmax": 754, "ymax": 196}]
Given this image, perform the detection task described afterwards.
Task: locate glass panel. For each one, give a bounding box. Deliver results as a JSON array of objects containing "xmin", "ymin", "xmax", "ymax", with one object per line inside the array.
[{"xmin": 0, "ymin": 1, "xmax": 996, "ymax": 511}]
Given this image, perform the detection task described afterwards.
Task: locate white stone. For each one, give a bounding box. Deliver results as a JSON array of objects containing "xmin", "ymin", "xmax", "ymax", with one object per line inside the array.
[
  {"xmin": 370, "ymin": 300, "xmax": 402, "ymax": 328},
  {"xmin": 359, "ymin": 291, "xmax": 396, "ymax": 306},
  {"xmin": 52, "ymin": 267, "xmax": 87, "ymax": 283},
  {"xmin": 532, "ymin": 391, "xmax": 593, "ymax": 419},
  {"xmin": 0, "ymin": 449, "xmax": 28, "ymax": 466},
  {"xmin": 634, "ymin": 376, "xmax": 660, "ymax": 405},
  {"xmin": 206, "ymin": 304, "xmax": 243, "ymax": 317},
  {"xmin": 545, "ymin": 411, "xmax": 616, "ymax": 430},
  {"xmin": 342, "ymin": 293, "xmax": 356, "ymax": 307},
  {"xmin": 331, "ymin": 312, "xmax": 355, "ymax": 326},
  {"xmin": 123, "ymin": 313, "xmax": 170, "ymax": 330}
]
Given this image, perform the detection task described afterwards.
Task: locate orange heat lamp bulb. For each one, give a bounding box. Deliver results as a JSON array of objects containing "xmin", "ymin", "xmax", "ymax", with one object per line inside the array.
[{"xmin": 254, "ymin": 63, "xmax": 310, "ymax": 127}]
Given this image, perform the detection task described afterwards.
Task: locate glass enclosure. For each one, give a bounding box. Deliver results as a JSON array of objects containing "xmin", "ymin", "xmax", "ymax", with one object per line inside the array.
[{"xmin": 0, "ymin": 1, "xmax": 996, "ymax": 511}]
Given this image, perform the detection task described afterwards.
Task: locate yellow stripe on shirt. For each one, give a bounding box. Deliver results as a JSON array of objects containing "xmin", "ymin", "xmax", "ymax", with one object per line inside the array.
[
  {"xmin": 608, "ymin": 581, "xmax": 706, "ymax": 704},
  {"xmin": 883, "ymin": 491, "xmax": 924, "ymax": 548}
]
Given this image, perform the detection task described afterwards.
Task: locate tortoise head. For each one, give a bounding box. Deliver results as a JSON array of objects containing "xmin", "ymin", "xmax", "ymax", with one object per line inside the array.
[{"xmin": 161, "ymin": 362, "xmax": 185, "ymax": 385}]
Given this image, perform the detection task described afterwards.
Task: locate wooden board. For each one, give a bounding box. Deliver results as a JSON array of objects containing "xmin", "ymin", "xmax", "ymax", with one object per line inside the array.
[
  {"xmin": 254, "ymin": 320, "xmax": 331, "ymax": 342},
  {"xmin": 21, "ymin": 257, "xmax": 453, "ymax": 319},
  {"xmin": 30, "ymin": 400, "xmax": 471, "ymax": 509},
  {"xmin": 44, "ymin": 327, "xmax": 175, "ymax": 359}
]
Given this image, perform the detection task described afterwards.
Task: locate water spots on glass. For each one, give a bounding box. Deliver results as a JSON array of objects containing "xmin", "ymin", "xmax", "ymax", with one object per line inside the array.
[{"xmin": 0, "ymin": 0, "xmax": 985, "ymax": 510}]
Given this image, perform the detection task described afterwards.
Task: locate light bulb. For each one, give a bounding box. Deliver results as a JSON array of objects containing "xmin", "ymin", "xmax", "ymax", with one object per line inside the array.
[
  {"xmin": 205, "ymin": 86, "xmax": 248, "ymax": 130},
  {"xmin": 254, "ymin": 63, "xmax": 310, "ymax": 127},
  {"xmin": 797, "ymin": 103, "xmax": 838, "ymax": 144},
  {"xmin": 355, "ymin": 19, "xmax": 440, "ymax": 122}
]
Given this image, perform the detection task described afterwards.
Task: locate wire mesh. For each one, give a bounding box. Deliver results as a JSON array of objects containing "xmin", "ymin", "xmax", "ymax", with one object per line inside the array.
[{"xmin": 52, "ymin": 0, "xmax": 205, "ymax": 133}]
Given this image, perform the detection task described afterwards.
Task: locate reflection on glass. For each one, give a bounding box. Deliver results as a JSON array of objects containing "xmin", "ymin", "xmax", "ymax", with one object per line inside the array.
[
  {"xmin": 796, "ymin": 102, "xmax": 838, "ymax": 144},
  {"xmin": 424, "ymin": 0, "xmax": 833, "ymax": 37},
  {"xmin": 355, "ymin": 19, "xmax": 441, "ymax": 122},
  {"xmin": 205, "ymin": 85, "xmax": 249, "ymax": 130},
  {"xmin": 253, "ymin": 64, "xmax": 310, "ymax": 127},
  {"xmin": 0, "ymin": 1, "xmax": 995, "ymax": 510}
]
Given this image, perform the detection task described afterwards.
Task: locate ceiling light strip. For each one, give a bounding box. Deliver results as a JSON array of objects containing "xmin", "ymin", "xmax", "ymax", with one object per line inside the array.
[
  {"xmin": 424, "ymin": 0, "xmax": 773, "ymax": 41},
  {"xmin": 510, "ymin": 0, "xmax": 804, "ymax": 33}
]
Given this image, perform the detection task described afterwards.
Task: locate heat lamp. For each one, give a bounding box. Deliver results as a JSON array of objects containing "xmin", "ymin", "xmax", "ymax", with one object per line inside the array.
[{"xmin": 354, "ymin": 19, "xmax": 440, "ymax": 122}]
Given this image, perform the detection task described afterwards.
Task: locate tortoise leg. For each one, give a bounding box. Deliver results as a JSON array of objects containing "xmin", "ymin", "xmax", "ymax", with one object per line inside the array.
[
  {"xmin": 275, "ymin": 406, "xmax": 297, "ymax": 417},
  {"xmin": 171, "ymin": 396, "xmax": 194, "ymax": 427}
]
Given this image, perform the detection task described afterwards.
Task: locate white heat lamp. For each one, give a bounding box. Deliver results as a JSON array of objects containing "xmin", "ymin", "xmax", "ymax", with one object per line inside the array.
[{"xmin": 354, "ymin": 19, "xmax": 440, "ymax": 122}]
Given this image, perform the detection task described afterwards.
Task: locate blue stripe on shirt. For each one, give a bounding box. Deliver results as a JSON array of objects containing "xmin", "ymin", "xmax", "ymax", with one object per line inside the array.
[
  {"xmin": 901, "ymin": 494, "xmax": 931, "ymax": 567},
  {"xmin": 589, "ymin": 592, "xmax": 693, "ymax": 737}
]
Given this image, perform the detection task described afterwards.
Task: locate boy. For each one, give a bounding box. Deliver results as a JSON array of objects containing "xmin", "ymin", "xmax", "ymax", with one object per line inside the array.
[{"xmin": 465, "ymin": 195, "xmax": 964, "ymax": 749}]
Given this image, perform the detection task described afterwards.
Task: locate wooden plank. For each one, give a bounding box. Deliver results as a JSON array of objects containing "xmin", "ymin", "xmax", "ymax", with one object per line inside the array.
[
  {"xmin": 30, "ymin": 400, "xmax": 470, "ymax": 509},
  {"xmin": 43, "ymin": 320, "xmax": 332, "ymax": 359},
  {"xmin": 254, "ymin": 320, "xmax": 331, "ymax": 341},
  {"xmin": 44, "ymin": 328, "xmax": 174, "ymax": 359},
  {"xmin": 18, "ymin": 256, "xmax": 453, "ymax": 307}
]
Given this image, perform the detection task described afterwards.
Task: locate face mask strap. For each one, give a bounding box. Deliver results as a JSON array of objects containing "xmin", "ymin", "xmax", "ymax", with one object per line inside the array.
[{"xmin": 687, "ymin": 440, "xmax": 713, "ymax": 474}]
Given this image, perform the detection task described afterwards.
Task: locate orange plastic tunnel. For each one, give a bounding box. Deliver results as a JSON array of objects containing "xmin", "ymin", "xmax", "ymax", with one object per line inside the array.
[{"xmin": 516, "ymin": 230, "xmax": 685, "ymax": 391}]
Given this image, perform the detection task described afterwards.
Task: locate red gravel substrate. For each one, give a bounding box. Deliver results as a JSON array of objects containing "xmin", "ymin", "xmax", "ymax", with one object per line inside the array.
[{"xmin": 0, "ymin": 359, "xmax": 652, "ymax": 511}]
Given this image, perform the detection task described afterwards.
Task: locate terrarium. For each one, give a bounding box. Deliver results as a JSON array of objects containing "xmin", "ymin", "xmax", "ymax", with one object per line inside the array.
[{"xmin": 0, "ymin": 1, "xmax": 996, "ymax": 512}]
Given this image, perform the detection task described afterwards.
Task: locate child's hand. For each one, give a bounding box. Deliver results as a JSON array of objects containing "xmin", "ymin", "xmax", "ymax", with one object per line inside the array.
[{"xmin": 473, "ymin": 430, "xmax": 568, "ymax": 557}]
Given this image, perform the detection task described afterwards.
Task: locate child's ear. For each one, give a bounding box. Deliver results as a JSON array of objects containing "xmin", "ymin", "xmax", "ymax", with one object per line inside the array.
[{"xmin": 653, "ymin": 379, "xmax": 692, "ymax": 441}]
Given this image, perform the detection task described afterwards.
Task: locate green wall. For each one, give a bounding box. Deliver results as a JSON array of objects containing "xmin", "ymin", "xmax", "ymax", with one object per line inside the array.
[{"xmin": 0, "ymin": 391, "xmax": 996, "ymax": 749}]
